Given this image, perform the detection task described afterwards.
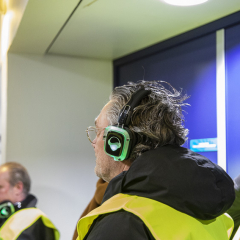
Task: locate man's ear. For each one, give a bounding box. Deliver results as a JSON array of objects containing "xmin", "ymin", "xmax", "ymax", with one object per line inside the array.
[{"xmin": 14, "ymin": 181, "xmax": 24, "ymax": 195}]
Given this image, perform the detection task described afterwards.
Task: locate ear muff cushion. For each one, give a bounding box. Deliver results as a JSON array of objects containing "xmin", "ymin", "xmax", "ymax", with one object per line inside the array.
[
  {"xmin": 104, "ymin": 126, "xmax": 136, "ymax": 161},
  {"xmin": 124, "ymin": 127, "xmax": 136, "ymax": 159},
  {"xmin": 0, "ymin": 202, "xmax": 15, "ymax": 219}
]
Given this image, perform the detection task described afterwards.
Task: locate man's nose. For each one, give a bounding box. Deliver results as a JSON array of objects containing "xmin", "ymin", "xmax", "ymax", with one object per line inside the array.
[{"xmin": 91, "ymin": 138, "xmax": 97, "ymax": 147}]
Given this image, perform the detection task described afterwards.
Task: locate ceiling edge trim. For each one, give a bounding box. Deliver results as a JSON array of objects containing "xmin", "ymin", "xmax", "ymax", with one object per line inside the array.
[{"xmin": 45, "ymin": 0, "xmax": 83, "ymax": 54}]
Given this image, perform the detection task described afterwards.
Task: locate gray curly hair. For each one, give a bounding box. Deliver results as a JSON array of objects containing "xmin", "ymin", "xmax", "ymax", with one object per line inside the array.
[{"xmin": 106, "ymin": 81, "xmax": 189, "ymax": 161}]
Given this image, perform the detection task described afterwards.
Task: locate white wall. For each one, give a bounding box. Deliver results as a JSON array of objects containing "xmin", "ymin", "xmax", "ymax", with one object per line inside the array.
[{"xmin": 6, "ymin": 53, "xmax": 112, "ymax": 239}]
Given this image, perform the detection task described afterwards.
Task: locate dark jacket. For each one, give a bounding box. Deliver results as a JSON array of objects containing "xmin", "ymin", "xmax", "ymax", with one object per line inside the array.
[
  {"xmin": 0, "ymin": 194, "xmax": 55, "ymax": 240},
  {"xmin": 227, "ymin": 174, "xmax": 240, "ymax": 240},
  {"xmin": 83, "ymin": 145, "xmax": 235, "ymax": 240}
]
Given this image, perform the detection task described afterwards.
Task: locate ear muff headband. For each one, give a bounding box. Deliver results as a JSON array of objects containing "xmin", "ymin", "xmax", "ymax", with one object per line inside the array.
[
  {"xmin": 104, "ymin": 87, "xmax": 151, "ymax": 161},
  {"xmin": 118, "ymin": 88, "xmax": 151, "ymax": 126}
]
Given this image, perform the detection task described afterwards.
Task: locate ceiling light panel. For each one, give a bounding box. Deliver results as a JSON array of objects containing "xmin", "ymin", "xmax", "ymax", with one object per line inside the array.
[{"xmin": 163, "ymin": 0, "xmax": 208, "ymax": 6}]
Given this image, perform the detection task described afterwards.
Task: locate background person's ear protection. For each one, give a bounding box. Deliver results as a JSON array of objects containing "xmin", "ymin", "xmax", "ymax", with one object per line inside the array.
[
  {"xmin": 104, "ymin": 87, "xmax": 151, "ymax": 161},
  {"xmin": 0, "ymin": 202, "xmax": 15, "ymax": 219},
  {"xmin": 0, "ymin": 200, "xmax": 23, "ymax": 219}
]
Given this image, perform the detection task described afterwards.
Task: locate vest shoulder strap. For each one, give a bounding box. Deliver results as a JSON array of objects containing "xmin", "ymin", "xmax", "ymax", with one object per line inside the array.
[
  {"xmin": 0, "ymin": 208, "xmax": 60, "ymax": 240},
  {"xmin": 77, "ymin": 193, "xmax": 234, "ymax": 240}
]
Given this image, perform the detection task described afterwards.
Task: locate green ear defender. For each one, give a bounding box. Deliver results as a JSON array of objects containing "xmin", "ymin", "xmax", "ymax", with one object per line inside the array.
[
  {"xmin": 0, "ymin": 202, "xmax": 15, "ymax": 219},
  {"xmin": 104, "ymin": 87, "xmax": 151, "ymax": 161}
]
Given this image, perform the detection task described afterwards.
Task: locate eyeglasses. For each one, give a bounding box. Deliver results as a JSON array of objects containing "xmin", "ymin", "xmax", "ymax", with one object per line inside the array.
[{"xmin": 85, "ymin": 126, "xmax": 106, "ymax": 143}]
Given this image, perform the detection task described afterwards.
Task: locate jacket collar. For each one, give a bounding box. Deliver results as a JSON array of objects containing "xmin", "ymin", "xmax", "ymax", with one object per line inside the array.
[{"xmin": 102, "ymin": 145, "xmax": 235, "ymax": 220}]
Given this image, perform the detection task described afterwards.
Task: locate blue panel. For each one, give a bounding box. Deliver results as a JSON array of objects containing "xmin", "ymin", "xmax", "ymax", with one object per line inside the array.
[
  {"xmin": 225, "ymin": 23, "xmax": 240, "ymax": 179},
  {"xmin": 118, "ymin": 33, "xmax": 217, "ymax": 164}
]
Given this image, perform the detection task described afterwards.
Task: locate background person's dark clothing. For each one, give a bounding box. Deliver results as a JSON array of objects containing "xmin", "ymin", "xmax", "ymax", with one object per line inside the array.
[
  {"xmin": 82, "ymin": 145, "xmax": 235, "ymax": 240},
  {"xmin": 0, "ymin": 194, "xmax": 56, "ymax": 240},
  {"xmin": 227, "ymin": 174, "xmax": 240, "ymax": 240}
]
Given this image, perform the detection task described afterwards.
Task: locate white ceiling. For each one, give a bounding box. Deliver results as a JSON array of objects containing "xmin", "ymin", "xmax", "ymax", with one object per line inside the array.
[{"xmin": 9, "ymin": 0, "xmax": 240, "ymax": 60}]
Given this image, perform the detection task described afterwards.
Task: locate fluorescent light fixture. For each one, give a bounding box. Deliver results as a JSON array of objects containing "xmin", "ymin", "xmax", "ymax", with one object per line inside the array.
[{"xmin": 163, "ymin": 0, "xmax": 208, "ymax": 6}]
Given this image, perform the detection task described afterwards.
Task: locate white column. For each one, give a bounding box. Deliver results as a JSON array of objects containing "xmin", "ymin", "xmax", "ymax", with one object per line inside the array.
[{"xmin": 216, "ymin": 29, "xmax": 226, "ymax": 171}]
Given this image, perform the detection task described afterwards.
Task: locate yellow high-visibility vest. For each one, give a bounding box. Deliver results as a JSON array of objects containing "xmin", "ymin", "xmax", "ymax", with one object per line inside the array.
[
  {"xmin": 0, "ymin": 208, "xmax": 60, "ymax": 240},
  {"xmin": 77, "ymin": 193, "xmax": 233, "ymax": 240}
]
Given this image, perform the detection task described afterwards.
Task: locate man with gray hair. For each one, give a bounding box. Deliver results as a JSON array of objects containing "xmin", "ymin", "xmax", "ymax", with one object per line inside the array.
[
  {"xmin": 0, "ymin": 162, "xmax": 59, "ymax": 240},
  {"xmin": 79, "ymin": 81, "xmax": 235, "ymax": 240}
]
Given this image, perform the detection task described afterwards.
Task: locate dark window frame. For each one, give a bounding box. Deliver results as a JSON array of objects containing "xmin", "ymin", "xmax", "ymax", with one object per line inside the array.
[{"xmin": 113, "ymin": 10, "xmax": 240, "ymax": 88}]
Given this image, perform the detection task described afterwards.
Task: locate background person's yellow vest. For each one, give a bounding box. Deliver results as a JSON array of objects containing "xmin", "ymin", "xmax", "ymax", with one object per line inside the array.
[
  {"xmin": 77, "ymin": 194, "xmax": 233, "ymax": 240},
  {"xmin": 0, "ymin": 208, "xmax": 60, "ymax": 240}
]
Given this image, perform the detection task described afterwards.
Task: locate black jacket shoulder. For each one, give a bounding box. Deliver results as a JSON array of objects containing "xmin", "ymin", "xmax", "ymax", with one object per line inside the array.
[
  {"xmin": 17, "ymin": 217, "xmax": 55, "ymax": 240},
  {"xmin": 103, "ymin": 145, "xmax": 235, "ymax": 220},
  {"xmin": 84, "ymin": 210, "xmax": 154, "ymax": 240}
]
